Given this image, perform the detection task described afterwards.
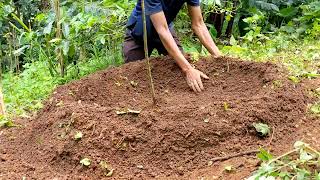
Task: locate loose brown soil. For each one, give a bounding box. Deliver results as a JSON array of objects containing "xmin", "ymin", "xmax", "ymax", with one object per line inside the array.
[{"xmin": 0, "ymin": 56, "xmax": 318, "ymax": 180}]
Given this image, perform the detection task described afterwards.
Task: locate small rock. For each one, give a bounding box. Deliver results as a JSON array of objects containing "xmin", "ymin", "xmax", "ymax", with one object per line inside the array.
[
  {"xmin": 137, "ymin": 165, "xmax": 144, "ymax": 169},
  {"xmin": 177, "ymin": 166, "xmax": 184, "ymax": 175}
]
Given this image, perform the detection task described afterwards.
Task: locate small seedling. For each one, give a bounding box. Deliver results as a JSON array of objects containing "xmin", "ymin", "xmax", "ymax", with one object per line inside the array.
[
  {"xmin": 80, "ymin": 158, "xmax": 91, "ymax": 166},
  {"xmin": 223, "ymin": 102, "xmax": 230, "ymax": 111},
  {"xmin": 74, "ymin": 131, "xmax": 83, "ymax": 140},
  {"xmin": 252, "ymin": 123, "xmax": 270, "ymax": 137}
]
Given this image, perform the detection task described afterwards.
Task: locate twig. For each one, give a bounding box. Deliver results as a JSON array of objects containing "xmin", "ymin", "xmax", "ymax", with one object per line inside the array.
[
  {"xmin": 211, "ymin": 149, "xmax": 260, "ymax": 162},
  {"xmin": 266, "ymin": 126, "xmax": 275, "ymax": 148},
  {"xmin": 211, "ymin": 127, "xmax": 276, "ymax": 162},
  {"xmin": 227, "ymin": 59, "xmax": 230, "ymax": 72}
]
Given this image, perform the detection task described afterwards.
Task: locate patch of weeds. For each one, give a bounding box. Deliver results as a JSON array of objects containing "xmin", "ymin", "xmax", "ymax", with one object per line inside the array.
[
  {"xmin": 310, "ymin": 102, "xmax": 320, "ymax": 115},
  {"xmin": 271, "ymin": 80, "xmax": 283, "ymax": 89},
  {"xmin": 80, "ymin": 158, "xmax": 91, "ymax": 167},
  {"xmin": 0, "ymin": 116, "xmax": 15, "ymax": 128},
  {"xmin": 248, "ymin": 141, "xmax": 320, "ymax": 179},
  {"xmin": 253, "ymin": 123, "xmax": 270, "ymax": 137}
]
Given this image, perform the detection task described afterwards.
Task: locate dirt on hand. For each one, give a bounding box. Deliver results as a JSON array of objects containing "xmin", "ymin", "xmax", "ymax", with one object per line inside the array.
[{"xmin": 0, "ymin": 56, "xmax": 314, "ymax": 179}]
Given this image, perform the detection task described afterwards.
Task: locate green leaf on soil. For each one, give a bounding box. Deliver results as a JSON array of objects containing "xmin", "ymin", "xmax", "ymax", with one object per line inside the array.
[
  {"xmin": 105, "ymin": 169, "xmax": 114, "ymax": 177},
  {"xmin": 224, "ymin": 165, "xmax": 233, "ymax": 172},
  {"xmin": 288, "ymin": 76, "xmax": 300, "ymax": 83},
  {"xmin": 130, "ymin": 81, "xmax": 138, "ymax": 87},
  {"xmin": 253, "ymin": 123, "xmax": 270, "ymax": 136},
  {"xmin": 74, "ymin": 131, "xmax": 83, "ymax": 140},
  {"xmin": 310, "ymin": 103, "xmax": 320, "ymax": 114},
  {"xmin": 0, "ymin": 116, "xmax": 15, "ymax": 128},
  {"xmin": 300, "ymin": 151, "xmax": 313, "ymax": 161},
  {"xmin": 294, "ymin": 141, "xmax": 307, "ymax": 149},
  {"xmin": 257, "ymin": 148, "xmax": 273, "ymax": 161},
  {"xmin": 80, "ymin": 158, "xmax": 91, "ymax": 166}
]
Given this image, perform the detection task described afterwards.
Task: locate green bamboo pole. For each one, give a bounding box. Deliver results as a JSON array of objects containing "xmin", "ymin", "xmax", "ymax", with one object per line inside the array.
[
  {"xmin": 53, "ymin": 0, "xmax": 64, "ymax": 77},
  {"xmin": 141, "ymin": 0, "xmax": 156, "ymax": 104}
]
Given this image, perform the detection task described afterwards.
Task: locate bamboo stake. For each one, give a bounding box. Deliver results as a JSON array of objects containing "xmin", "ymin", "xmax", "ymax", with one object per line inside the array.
[
  {"xmin": 0, "ymin": 87, "xmax": 6, "ymax": 116},
  {"xmin": 141, "ymin": 0, "xmax": 156, "ymax": 104},
  {"xmin": 53, "ymin": 0, "xmax": 64, "ymax": 77},
  {"xmin": 0, "ymin": 66, "xmax": 5, "ymax": 116}
]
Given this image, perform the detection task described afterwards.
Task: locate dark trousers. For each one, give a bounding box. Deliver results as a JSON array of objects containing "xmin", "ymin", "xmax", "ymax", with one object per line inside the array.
[{"xmin": 122, "ymin": 28, "xmax": 183, "ymax": 63}]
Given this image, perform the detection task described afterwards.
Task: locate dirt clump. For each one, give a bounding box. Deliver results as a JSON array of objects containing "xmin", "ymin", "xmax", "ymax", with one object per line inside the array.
[{"xmin": 0, "ymin": 56, "xmax": 311, "ymax": 179}]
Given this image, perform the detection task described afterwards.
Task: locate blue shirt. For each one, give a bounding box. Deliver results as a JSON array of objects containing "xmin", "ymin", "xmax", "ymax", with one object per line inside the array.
[{"xmin": 127, "ymin": 0, "xmax": 200, "ymax": 41}]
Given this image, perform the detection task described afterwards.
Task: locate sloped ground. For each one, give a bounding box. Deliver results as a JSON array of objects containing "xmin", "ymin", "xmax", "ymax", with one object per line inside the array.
[{"xmin": 0, "ymin": 56, "xmax": 315, "ymax": 179}]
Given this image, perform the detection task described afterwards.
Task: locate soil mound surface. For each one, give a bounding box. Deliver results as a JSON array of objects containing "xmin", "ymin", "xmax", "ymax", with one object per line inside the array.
[{"xmin": 0, "ymin": 56, "xmax": 311, "ymax": 179}]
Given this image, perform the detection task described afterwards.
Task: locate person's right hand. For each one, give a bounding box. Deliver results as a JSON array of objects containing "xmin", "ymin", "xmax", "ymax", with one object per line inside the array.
[{"xmin": 184, "ymin": 67, "xmax": 209, "ymax": 92}]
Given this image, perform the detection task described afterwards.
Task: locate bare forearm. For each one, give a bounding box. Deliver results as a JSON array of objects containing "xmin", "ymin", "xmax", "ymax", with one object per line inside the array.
[
  {"xmin": 157, "ymin": 29, "xmax": 192, "ymax": 72},
  {"xmin": 192, "ymin": 24, "xmax": 220, "ymax": 56}
]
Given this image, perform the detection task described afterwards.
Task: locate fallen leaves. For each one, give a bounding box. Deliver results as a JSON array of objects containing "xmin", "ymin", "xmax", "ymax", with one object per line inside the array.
[{"xmin": 80, "ymin": 158, "xmax": 91, "ymax": 166}]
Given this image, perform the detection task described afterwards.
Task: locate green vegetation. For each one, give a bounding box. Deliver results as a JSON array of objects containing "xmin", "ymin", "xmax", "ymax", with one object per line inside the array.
[{"xmin": 249, "ymin": 141, "xmax": 320, "ymax": 179}]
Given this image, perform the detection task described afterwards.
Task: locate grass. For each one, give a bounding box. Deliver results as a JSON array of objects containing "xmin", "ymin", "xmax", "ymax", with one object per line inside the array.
[{"xmin": 2, "ymin": 53, "xmax": 123, "ymax": 117}]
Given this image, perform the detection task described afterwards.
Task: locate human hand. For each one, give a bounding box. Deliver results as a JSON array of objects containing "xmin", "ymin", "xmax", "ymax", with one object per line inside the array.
[
  {"xmin": 212, "ymin": 49, "xmax": 222, "ymax": 58},
  {"xmin": 184, "ymin": 67, "xmax": 209, "ymax": 92}
]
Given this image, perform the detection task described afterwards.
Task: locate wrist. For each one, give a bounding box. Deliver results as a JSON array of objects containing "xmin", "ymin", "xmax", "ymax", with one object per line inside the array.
[{"xmin": 181, "ymin": 64, "xmax": 193, "ymax": 73}]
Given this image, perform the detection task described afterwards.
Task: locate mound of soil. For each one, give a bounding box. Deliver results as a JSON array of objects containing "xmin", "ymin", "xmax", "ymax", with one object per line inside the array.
[{"xmin": 0, "ymin": 56, "xmax": 312, "ymax": 179}]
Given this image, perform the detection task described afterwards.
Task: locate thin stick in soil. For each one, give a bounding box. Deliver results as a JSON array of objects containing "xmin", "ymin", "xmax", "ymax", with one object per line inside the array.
[
  {"xmin": 211, "ymin": 127, "xmax": 275, "ymax": 162},
  {"xmin": 211, "ymin": 149, "xmax": 260, "ymax": 162},
  {"xmin": 141, "ymin": 0, "xmax": 156, "ymax": 104}
]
